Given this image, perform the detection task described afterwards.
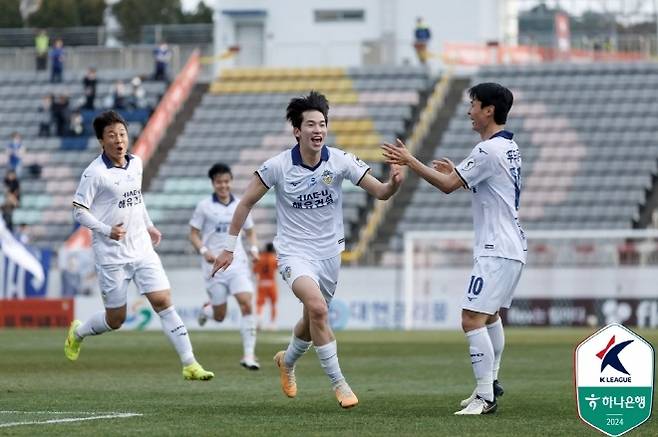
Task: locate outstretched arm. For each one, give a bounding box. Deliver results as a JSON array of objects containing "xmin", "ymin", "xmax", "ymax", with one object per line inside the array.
[
  {"xmin": 358, "ymin": 164, "xmax": 404, "ymax": 200},
  {"xmin": 381, "ymin": 138, "xmax": 464, "ymax": 194},
  {"xmin": 212, "ymin": 174, "xmax": 268, "ymax": 276}
]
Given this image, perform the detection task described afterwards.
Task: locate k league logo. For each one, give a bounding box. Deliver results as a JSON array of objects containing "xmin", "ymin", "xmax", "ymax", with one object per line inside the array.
[
  {"xmin": 575, "ymin": 323, "xmax": 654, "ymax": 437},
  {"xmin": 597, "ymin": 336, "xmax": 633, "ymax": 378}
]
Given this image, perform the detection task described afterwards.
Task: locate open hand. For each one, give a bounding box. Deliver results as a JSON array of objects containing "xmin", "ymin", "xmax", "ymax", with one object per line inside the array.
[
  {"xmin": 381, "ymin": 138, "xmax": 412, "ymax": 166},
  {"xmin": 432, "ymin": 158, "xmax": 456, "ymax": 175}
]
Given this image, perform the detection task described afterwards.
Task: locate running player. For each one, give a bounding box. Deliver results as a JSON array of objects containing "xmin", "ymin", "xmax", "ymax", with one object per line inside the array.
[
  {"xmin": 189, "ymin": 162, "xmax": 260, "ymax": 370},
  {"xmin": 66, "ymin": 110, "xmax": 213, "ymax": 381},
  {"xmin": 212, "ymin": 91, "xmax": 403, "ymax": 408}
]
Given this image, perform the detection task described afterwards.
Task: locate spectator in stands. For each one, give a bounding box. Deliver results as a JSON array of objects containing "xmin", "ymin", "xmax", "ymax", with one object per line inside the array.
[
  {"xmin": 38, "ymin": 94, "xmax": 53, "ymax": 137},
  {"xmin": 50, "ymin": 38, "xmax": 65, "ymax": 83},
  {"xmin": 52, "ymin": 94, "xmax": 71, "ymax": 137},
  {"xmin": 7, "ymin": 132, "xmax": 24, "ymax": 178},
  {"xmin": 413, "ymin": 17, "xmax": 431, "ymax": 65},
  {"xmin": 128, "ymin": 76, "xmax": 148, "ymax": 110},
  {"xmin": 4, "ymin": 169, "xmax": 20, "ymax": 200},
  {"xmin": 69, "ymin": 110, "xmax": 84, "ymax": 136},
  {"xmin": 153, "ymin": 41, "xmax": 172, "ymax": 82},
  {"xmin": 1, "ymin": 192, "xmax": 18, "ymax": 232},
  {"xmin": 82, "ymin": 67, "xmax": 97, "ymax": 110},
  {"xmin": 35, "ymin": 29, "xmax": 49, "ymax": 72},
  {"xmin": 110, "ymin": 80, "xmax": 128, "ymax": 110},
  {"xmin": 2, "ymin": 170, "xmax": 20, "ymax": 232}
]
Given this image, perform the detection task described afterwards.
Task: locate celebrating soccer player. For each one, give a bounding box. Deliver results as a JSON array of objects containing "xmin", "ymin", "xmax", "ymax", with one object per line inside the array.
[
  {"xmin": 382, "ymin": 83, "xmax": 526, "ymax": 415},
  {"xmin": 66, "ymin": 110, "xmax": 214, "ymax": 381},
  {"xmin": 189, "ymin": 162, "xmax": 260, "ymax": 370},
  {"xmin": 212, "ymin": 91, "xmax": 403, "ymax": 408}
]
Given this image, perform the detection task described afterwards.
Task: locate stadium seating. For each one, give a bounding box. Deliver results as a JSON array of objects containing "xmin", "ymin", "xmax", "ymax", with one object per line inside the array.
[
  {"xmin": 147, "ymin": 66, "xmax": 429, "ymax": 265},
  {"xmin": 0, "ymin": 70, "xmax": 166, "ymax": 249},
  {"xmin": 384, "ymin": 62, "xmax": 658, "ymax": 259}
]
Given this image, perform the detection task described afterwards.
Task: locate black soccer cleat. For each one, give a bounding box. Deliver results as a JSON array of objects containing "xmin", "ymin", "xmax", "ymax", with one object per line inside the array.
[{"xmin": 493, "ymin": 379, "xmax": 504, "ymax": 399}]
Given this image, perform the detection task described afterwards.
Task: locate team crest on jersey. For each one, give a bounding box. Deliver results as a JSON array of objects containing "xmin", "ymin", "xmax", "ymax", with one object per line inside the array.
[
  {"xmin": 282, "ymin": 266, "xmax": 292, "ymax": 279},
  {"xmin": 462, "ymin": 158, "xmax": 475, "ymax": 171},
  {"xmin": 321, "ymin": 170, "xmax": 334, "ymax": 185}
]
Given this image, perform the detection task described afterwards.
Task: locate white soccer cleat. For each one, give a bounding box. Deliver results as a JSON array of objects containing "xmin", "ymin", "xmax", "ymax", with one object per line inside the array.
[
  {"xmin": 460, "ymin": 387, "xmax": 477, "ymax": 407},
  {"xmin": 197, "ymin": 303, "xmax": 210, "ymax": 327},
  {"xmin": 454, "ymin": 396, "xmax": 497, "ymax": 415},
  {"xmin": 240, "ymin": 356, "xmax": 260, "ymax": 370},
  {"xmin": 460, "ymin": 380, "xmax": 504, "ymax": 407}
]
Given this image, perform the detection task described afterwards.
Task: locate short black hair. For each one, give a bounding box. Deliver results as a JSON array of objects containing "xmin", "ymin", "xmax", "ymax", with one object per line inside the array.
[
  {"xmin": 286, "ymin": 90, "xmax": 329, "ymax": 129},
  {"xmin": 265, "ymin": 242, "xmax": 275, "ymax": 252},
  {"xmin": 208, "ymin": 162, "xmax": 232, "ymax": 180},
  {"xmin": 93, "ymin": 110, "xmax": 128, "ymax": 139},
  {"xmin": 468, "ymin": 82, "xmax": 513, "ymax": 125}
]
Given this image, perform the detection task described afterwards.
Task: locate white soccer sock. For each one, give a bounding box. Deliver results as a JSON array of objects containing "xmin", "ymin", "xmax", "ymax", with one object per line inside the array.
[
  {"xmin": 158, "ymin": 306, "xmax": 196, "ymax": 366},
  {"xmin": 315, "ymin": 340, "xmax": 345, "ymax": 386},
  {"xmin": 75, "ymin": 311, "xmax": 112, "ymax": 340},
  {"xmin": 240, "ymin": 314, "xmax": 257, "ymax": 358},
  {"xmin": 283, "ymin": 335, "xmax": 312, "ymax": 367},
  {"xmin": 466, "ymin": 326, "xmax": 494, "ymax": 402},
  {"xmin": 486, "ymin": 318, "xmax": 505, "ymax": 380}
]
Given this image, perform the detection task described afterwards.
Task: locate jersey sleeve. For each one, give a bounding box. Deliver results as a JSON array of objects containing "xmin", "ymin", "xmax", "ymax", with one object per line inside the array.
[
  {"xmin": 455, "ymin": 144, "xmax": 497, "ymax": 189},
  {"xmin": 340, "ymin": 151, "xmax": 370, "ymax": 185},
  {"xmin": 255, "ymin": 155, "xmax": 282, "ymax": 189},
  {"xmin": 72, "ymin": 170, "xmax": 98, "ymax": 209},
  {"xmin": 188, "ymin": 201, "xmax": 205, "ymax": 230}
]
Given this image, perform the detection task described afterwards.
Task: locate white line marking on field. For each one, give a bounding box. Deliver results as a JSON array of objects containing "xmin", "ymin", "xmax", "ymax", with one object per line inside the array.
[{"xmin": 0, "ymin": 411, "xmax": 142, "ymax": 428}]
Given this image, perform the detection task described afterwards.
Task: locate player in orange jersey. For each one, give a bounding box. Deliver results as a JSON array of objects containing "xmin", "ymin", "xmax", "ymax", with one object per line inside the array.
[{"xmin": 253, "ymin": 242, "xmax": 278, "ymax": 330}]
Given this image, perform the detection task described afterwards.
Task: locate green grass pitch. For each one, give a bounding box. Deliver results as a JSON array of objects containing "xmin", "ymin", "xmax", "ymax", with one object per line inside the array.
[{"xmin": 0, "ymin": 328, "xmax": 655, "ymax": 436}]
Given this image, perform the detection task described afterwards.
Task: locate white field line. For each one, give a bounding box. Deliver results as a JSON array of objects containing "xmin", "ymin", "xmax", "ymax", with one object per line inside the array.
[{"xmin": 0, "ymin": 411, "xmax": 142, "ymax": 428}]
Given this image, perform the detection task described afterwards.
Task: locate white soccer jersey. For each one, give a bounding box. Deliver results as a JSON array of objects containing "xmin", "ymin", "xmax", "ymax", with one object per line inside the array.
[
  {"xmin": 189, "ymin": 194, "xmax": 254, "ymax": 271},
  {"xmin": 455, "ymin": 130, "xmax": 527, "ymax": 264},
  {"xmin": 73, "ymin": 153, "xmax": 153, "ymax": 265},
  {"xmin": 256, "ymin": 145, "xmax": 370, "ymax": 260}
]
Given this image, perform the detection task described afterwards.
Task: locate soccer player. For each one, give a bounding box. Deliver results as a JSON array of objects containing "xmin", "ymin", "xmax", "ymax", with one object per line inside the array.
[
  {"xmin": 65, "ymin": 110, "xmax": 214, "ymax": 381},
  {"xmin": 212, "ymin": 91, "xmax": 403, "ymax": 409},
  {"xmin": 253, "ymin": 242, "xmax": 278, "ymax": 330},
  {"xmin": 382, "ymin": 82, "xmax": 526, "ymax": 415},
  {"xmin": 189, "ymin": 162, "xmax": 260, "ymax": 370}
]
